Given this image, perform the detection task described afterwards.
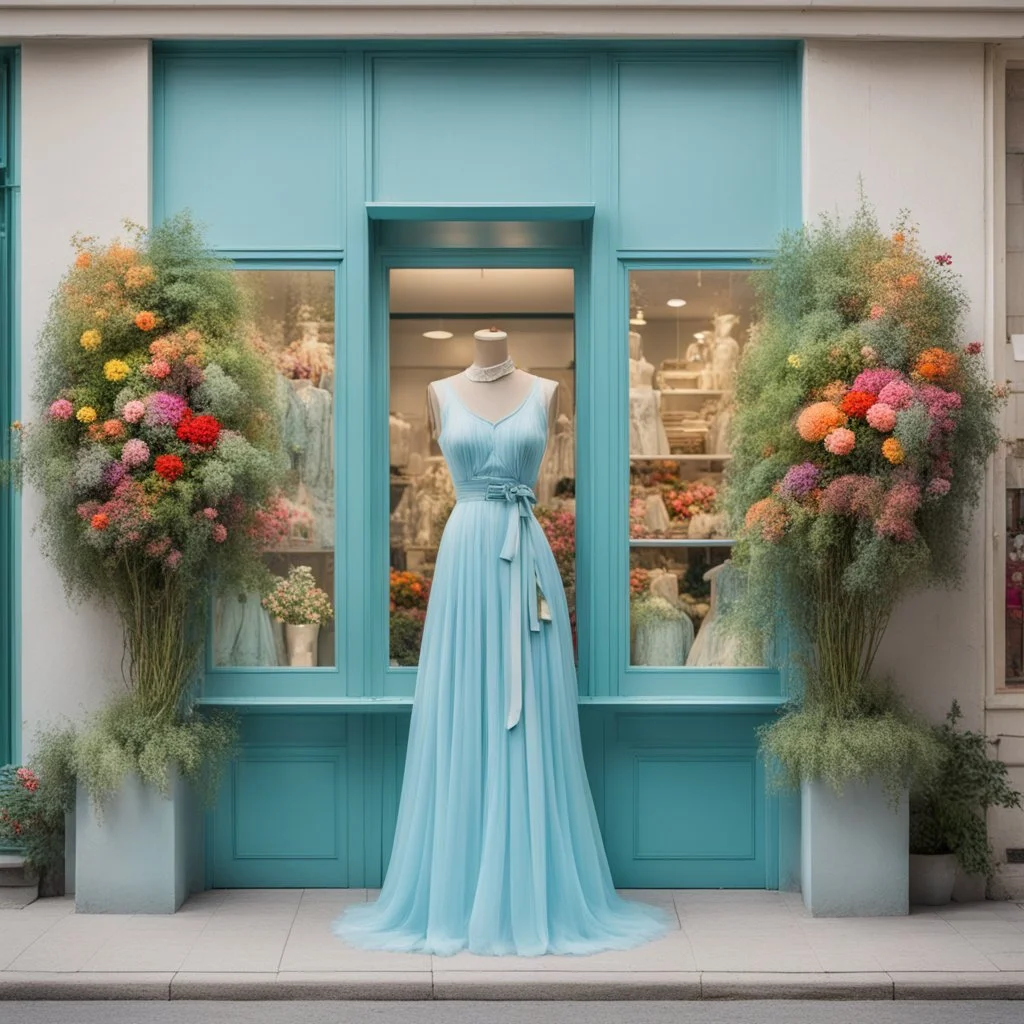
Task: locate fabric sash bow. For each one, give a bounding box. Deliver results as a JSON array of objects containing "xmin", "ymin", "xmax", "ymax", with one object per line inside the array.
[{"xmin": 484, "ymin": 482, "xmax": 547, "ymax": 729}]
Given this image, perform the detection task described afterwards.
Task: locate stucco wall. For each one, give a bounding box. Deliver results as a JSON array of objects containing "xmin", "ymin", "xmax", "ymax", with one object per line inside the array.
[{"xmin": 19, "ymin": 40, "xmax": 151, "ymax": 758}]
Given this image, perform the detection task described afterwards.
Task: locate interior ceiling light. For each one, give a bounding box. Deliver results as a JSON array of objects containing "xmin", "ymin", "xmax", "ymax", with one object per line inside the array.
[
  {"xmin": 666, "ymin": 298, "xmax": 687, "ymax": 308},
  {"xmin": 629, "ymin": 308, "xmax": 647, "ymax": 326},
  {"xmin": 422, "ymin": 329, "xmax": 454, "ymax": 340}
]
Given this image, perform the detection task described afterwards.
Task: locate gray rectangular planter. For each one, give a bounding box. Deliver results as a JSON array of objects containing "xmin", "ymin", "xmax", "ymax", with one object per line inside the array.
[
  {"xmin": 74, "ymin": 771, "xmax": 194, "ymax": 914},
  {"xmin": 801, "ymin": 777, "xmax": 909, "ymax": 917}
]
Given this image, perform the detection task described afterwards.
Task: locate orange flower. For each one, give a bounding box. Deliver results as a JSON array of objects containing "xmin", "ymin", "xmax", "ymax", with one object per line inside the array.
[
  {"xmin": 102, "ymin": 280, "xmax": 118, "ymax": 294},
  {"xmin": 106, "ymin": 243, "xmax": 137, "ymax": 266},
  {"xmin": 892, "ymin": 231, "xmax": 906, "ymax": 249},
  {"xmin": 796, "ymin": 402, "xmax": 847, "ymax": 443},
  {"xmin": 914, "ymin": 346, "xmax": 958, "ymax": 382},
  {"xmin": 897, "ymin": 273, "xmax": 920, "ymax": 291},
  {"xmin": 91, "ymin": 512, "xmax": 110, "ymax": 531},
  {"xmin": 134, "ymin": 310, "xmax": 157, "ymax": 332},
  {"xmin": 124, "ymin": 264, "xmax": 155, "ymax": 290},
  {"xmin": 882, "ymin": 438, "xmax": 905, "ymax": 465},
  {"xmin": 75, "ymin": 252, "xmax": 92, "ymax": 270},
  {"xmin": 102, "ymin": 419, "xmax": 125, "ymax": 440}
]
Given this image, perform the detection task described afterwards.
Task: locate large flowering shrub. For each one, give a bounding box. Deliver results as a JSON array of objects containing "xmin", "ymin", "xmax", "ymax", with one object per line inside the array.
[
  {"xmin": 21, "ymin": 216, "xmax": 280, "ymax": 724},
  {"xmin": 723, "ymin": 208, "xmax": 1002, "ymax": 791}
]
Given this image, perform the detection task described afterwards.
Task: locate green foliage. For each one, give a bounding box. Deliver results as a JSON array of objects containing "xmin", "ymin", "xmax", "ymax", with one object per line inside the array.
[
  {"xmin": 389, "ymin": 611, "xmax": 425, "ymax": 667},
  {"xmin": 35, "ymin": 695, "xmax": 238, "ymax": 816},
  {"xmin": 910, "ymin": 701, "xmax": 1022, "ymax": 876},
  {"xmin": 760, "ymin": 688, "xmax": 943, "ymax": 800},
  {"xmin": 0, "ymin": 762, "xmax": 68, "ymax": 883}
]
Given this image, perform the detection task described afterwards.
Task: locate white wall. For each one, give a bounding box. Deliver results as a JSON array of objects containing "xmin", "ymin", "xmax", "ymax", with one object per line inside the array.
[{"xmin": 19, "ymin": 41, "xmax": 151, "ymax": 757}]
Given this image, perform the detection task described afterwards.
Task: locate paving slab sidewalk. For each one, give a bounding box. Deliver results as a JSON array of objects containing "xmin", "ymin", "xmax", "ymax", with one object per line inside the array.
[{"xmin": 1, "ymin": 889, "xmax": 1023, "ymax": 1001}]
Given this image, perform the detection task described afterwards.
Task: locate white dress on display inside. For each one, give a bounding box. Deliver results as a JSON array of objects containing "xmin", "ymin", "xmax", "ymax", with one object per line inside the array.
[
  {"xmin": 686, "ymin": 562, "xmax": 744, "ymax": 667},
  {"xmin": 629, "ymin": 354, "xmax": 670, "ymax": 458}
]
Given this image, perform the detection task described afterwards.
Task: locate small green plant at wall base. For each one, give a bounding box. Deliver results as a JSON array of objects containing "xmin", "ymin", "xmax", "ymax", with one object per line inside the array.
[
  {"xmin": 910, "ymin": 701, "xmax": 1022, "ymax": 877},
  {"xmin": 262, "ymin": 564, "xmax": 333, "ymax": 626}
]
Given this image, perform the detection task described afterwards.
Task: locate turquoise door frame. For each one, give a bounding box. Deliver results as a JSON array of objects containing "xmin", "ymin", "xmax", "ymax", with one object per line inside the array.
[{"xmin": 0, "ymin": 49, "xmax": 20, "ymax": 770}]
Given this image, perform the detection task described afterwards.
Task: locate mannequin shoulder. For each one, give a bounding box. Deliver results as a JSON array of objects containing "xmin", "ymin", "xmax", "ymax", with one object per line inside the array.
[{"xmin": 528, "ymin": 374, "xmax": 558, "ymax": 404}]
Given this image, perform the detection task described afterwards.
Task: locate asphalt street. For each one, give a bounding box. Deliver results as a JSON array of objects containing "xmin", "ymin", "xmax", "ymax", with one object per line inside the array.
[{"xmin": 0, "ymin": 1002, "xmax": 1021, "ymax": 1024}]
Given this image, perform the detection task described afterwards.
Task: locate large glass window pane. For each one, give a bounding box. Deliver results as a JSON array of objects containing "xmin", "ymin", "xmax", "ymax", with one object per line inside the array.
[
  {"xmin": 388, "ymin": 268, "xmax": 576, "ymax": 666},
  {"xmin": 627, "ymin": 269, "xmax": 761, "ymax": 668},
  {"xmin": 213, "ymin": 269, "xmax": 336, "ymax": 668}
]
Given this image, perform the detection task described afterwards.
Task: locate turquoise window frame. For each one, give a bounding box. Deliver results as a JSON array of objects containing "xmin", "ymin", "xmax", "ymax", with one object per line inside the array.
[
  {"xmin": 0, "ymin": 49, "xmax": 19, "ymax": 767},
  {"xmin": 202, "ymin": 256, "xmax": 347, "ymax": 696}
]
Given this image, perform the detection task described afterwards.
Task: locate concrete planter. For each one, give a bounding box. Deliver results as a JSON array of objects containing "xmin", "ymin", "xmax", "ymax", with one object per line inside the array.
[
  {"xmin": 801, "ymin": 777, "xmax": 909, "ymax": 917},
  {"xmin": 909, "ymin": 853, "xmax": 957, "ymax": 906},
  {"xmin": 74, "ymin": 771, "xmax": 194, "ymax": 914}
]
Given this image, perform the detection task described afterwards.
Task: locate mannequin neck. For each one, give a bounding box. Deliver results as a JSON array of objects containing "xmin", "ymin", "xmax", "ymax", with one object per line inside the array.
[{"xmin": 472, "ymin": 337, "xmax": 509, "ymax": 369}]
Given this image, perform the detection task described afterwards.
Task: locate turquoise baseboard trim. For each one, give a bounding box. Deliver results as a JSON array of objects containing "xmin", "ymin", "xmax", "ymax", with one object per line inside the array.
[{"xmin": 206, "ymin": 709, "xmax": 781, "ymax": 890}]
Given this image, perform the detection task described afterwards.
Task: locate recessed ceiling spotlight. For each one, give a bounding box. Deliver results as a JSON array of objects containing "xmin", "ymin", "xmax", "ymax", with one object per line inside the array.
[
  {"xmin": 422, "ymin": 330, "xmax": 454, "ymax": 340},
  {"xmin": 667, "ymin": 298, "xmax": 687, "ymax": 308}
]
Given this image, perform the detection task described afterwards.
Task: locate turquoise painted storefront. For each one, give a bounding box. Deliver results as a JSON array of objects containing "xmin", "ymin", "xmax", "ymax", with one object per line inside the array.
[{"xmin": 152, "ymin": 43, "xmax": 801, "ymax": 890}]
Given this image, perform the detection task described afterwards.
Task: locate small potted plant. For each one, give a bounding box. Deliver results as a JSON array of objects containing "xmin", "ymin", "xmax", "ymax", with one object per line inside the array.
[
  {"xmin": 263, "ymin": 564, "xmax": 333, "ymax": 666},
  {"xmin": 909, "ymin": 700, "xmax": 1022, "ymax": 905}
]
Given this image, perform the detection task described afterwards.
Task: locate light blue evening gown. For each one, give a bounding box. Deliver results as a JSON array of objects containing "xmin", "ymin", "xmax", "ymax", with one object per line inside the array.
[{"xmin": 334, "ymin": 378, "xmax": 670, "ymax": 957}]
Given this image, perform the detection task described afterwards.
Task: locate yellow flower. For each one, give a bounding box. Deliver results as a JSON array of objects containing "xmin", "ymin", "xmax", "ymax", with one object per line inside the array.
[
  {"xmin": 79, "ymin": 329, "xmax": 102, "ymax": 352},
  {"xmin": 103, "ymin": 359, "xmax": 131, "ymax": 382},
  {"xmin": 787, "ymin": 354, "xmax": 801, "ymax": 368},
  {"xmin": 76, "ymin": 406, "xmax": 97, "ymax": 424},
  {"xmin": 882, "ymin": 437, "xmax": 904, "ymax": 465}
]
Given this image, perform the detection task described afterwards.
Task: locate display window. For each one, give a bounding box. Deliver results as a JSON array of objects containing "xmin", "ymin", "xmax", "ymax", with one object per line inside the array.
[
  {"xmin": 387, "ymin": 268, "xmax": 576, "ymax": 667},
  {"xmin": 626, "ymin": 269, "xmax": 764, "ymax": 669},
  {"xmin": 212, "ymin": 267, "xmax": 338, "ymax": 669},
  {"xmin": 1006, "ymin": 476, "xmax": 1024, "ymax": 688}
]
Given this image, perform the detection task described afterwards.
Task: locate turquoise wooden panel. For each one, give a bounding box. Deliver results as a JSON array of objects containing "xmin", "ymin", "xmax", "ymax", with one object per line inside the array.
[
  {"xmin": 602, "ymin": 712, "xmax": 774, "ymax": 887},
  {"xmin": 371, "ymin": 57, "xmax": 591, "ymax": 203},
  {"xmin": 154, "ymin": 56, "xmax": 344, "ymax": 251},
  {"xmin": 617, "ymin": 57, "xmax": 799, "ymax": 252}
]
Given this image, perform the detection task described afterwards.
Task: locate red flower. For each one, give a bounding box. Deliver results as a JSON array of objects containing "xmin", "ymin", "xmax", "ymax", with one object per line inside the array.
[
  {"xmin": 965, "ymin": 341, "xmax": 983, "ymax": 355},
  {"xmin": 935, "ymin": 253, "xmax": 953, "ymax": 266},
  {"xmin": 154, "ymin": 454, "xmax": 185, "ymax": 482},
  {"xmin": 839, "ymin": 389, "xmax": 876, "ymax": 420},
  {"xmin": 176, "ymin": 410, "xmax": 221, "ymax": 446},
  {"xmin": 90, "ymin": 512, "xmax": 110, "ymax": 531}
]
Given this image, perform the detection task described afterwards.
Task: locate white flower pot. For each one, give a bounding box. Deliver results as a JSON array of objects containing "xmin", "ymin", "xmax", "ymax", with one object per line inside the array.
[
  {"xmin": 285, "ymin": 623, "xmax": 320, "ymax": 667},
  {"xmin": 909, "ymin": 853, "xmax": 958, "ymax": 906},
  {"xmin": 801, "ymin": 777, "xmax": 909, "ymax": 917}
]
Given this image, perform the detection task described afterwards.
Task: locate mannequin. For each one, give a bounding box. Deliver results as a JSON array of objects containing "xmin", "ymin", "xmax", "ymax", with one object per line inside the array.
[
  {"xmin": 711, "ymin": 314, "xmax": 741, "ymax": 393},
  {"xmin": 628, "ymin": 330, "xmax": 670, "ymax": 457},
  {"xmin": 427, "ymin": 328, "xmax": 557, "ymax": 438}
]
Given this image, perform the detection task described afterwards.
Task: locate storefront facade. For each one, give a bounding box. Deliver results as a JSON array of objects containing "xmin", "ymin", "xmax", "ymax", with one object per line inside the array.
[{"xmin": 3, "ymin": 4, "xmax": 1024, "ymax": 897}]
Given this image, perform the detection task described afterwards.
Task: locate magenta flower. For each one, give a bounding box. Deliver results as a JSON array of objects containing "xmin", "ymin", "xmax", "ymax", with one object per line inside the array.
[
  {"xmin": 144, "ymin": 391, "xmax": 188, "ymax": 427},
  {"xmin": 779, "ymin": 462, "xmax": 821, "ymax": 498},
  {"xmin": 852, "ymin": 368, "xmax": 903, "ymax": 396},
  {"xmin": 48, "ymin": 398, "xmax": 73, "ymax": 420},
  {"xmin": 927, "ymin": 477, "xmax": 952, "ymax": 497},
  {"xmin": 935, "ymin": 253, "xmax": 953, "ymax": 266},
  {"xmin": 965, "ymin": 341, "xmax": 982, "ymax": 356}
]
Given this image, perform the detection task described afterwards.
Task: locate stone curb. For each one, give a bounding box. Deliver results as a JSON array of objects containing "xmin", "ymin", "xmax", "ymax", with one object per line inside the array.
[{"xmin": 0, "ymin": 970, "xmax": 1022, "ymax": 1000}]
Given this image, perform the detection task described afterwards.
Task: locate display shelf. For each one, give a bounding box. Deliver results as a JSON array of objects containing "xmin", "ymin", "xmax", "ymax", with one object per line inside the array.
[
  {"xmin": 629, "ymin": 537, "xmax": 734, "ymax": 548},
  {"xmin": 630, "ymin": 454, "xmax": 731, "ymax": 462}
]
